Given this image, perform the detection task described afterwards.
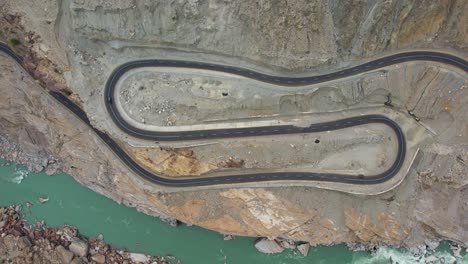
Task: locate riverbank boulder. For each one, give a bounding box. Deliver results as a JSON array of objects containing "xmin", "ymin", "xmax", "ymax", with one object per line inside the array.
[
  {"xmin": 297, "ymin": 243, "xmax": 310, "ymax": 256},
  {"xmin": 69, "ymin": 238, "xmax": 89, "ymax": 258},
  {"xmin": 56, "ymin": 245, "xmax": 74, "ymax": 263},
  {"xmin": 254, "ymin": 238, "xmax": 284, "ymax": 254}
]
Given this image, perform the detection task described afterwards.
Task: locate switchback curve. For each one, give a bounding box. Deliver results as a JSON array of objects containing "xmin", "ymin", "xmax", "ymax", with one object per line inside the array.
[
  {"xmin": 104, "ymin": 51, "xmax": 467, "ymax": 141},
  {"xmin": 3, "ymin": 43, "xmax": 467, "ymax": 187}
]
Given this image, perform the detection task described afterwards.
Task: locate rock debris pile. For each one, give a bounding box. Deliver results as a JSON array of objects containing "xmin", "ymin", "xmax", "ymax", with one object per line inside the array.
[{"xmin": 0, "ymin": 205, "xmax": 177, "ymax": 264}]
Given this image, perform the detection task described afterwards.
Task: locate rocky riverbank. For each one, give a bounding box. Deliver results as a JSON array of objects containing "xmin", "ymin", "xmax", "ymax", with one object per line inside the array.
[
  {"xmin": 0, "ymin": 205, "xmax": 177, "ymax": 264},
  {"xmin": 252, "ymin": 236, "xmax": 466, "ymax": 263}
]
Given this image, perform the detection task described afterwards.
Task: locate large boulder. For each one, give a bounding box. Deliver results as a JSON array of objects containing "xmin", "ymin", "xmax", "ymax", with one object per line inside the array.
[
  {"xmin": 56, "ymin": 245, "xmax": 74, "ymax": 263},
  {"xmin": 69, "ymin": 238, "xmax": 89, "ymax": 258},
  {"xmin": 254, "ymin": 238, "xmax": 284, "ymax": 254},
  {"xmin": 297, "ymin": 243, "xmax": 310, "ymax": 256}
]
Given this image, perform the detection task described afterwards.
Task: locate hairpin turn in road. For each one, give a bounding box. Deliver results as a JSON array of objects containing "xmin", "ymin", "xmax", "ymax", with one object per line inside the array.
[{"xmin": 2, "ymin": 43, "xmax": 467, "ymax": 187}]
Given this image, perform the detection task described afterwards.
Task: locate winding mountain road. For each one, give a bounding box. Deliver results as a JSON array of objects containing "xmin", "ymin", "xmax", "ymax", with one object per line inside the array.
[{"xmin": 2, "ymin": 42, "xmax": 467, "ymax": 187}]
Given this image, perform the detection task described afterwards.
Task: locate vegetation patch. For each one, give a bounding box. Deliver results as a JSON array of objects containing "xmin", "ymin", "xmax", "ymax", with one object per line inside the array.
[{"xmin": 8, "ymin": 38, "xmax": 20, "ymax": 46}]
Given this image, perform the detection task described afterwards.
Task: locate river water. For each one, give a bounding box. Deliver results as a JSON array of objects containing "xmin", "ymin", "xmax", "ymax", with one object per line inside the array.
[{"xmin": 0, "ymin": 159, "xmax": 465, "ymax": 264}]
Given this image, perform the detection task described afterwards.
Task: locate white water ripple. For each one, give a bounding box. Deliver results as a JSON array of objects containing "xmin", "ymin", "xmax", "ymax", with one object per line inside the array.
[
  {"xmin": 11, "ymin": 169, "xmax": 30, "ymax": 184},
  {"xmin": 352, "ymin": 246, "xmax": 460, "ymax": 264}
]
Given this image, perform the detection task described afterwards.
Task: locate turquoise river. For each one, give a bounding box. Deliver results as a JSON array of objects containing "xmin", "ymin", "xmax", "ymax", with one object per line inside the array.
[{"xmin": 0, "ymin": 159, "xmax": 465, "ymax": 264}]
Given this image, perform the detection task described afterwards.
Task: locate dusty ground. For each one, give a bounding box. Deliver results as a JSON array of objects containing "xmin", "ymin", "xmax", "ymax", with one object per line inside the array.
[
  {"xmin": 0, "ymin": 0, "xmax": 467, "ymax": 253},
  {"xmin": 119, "ymin": 63, "xmax": 465, "ymax": 131},
  {"xmin": 116, "ymin": 62, "xmax": 462, "ymax": 179},
  {"xmin": 126, "ymin": 122, "xmax": 398, "ymax": 178}
]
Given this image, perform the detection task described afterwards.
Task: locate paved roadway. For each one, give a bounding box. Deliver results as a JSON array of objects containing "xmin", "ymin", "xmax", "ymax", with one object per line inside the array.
[
  {"xmin": 104, "ymin": 51, "xmax": 467, "ymax": 141},
  {"xmin": 2, "ymin": 43, "xmax": 467, "ymax": 187}
]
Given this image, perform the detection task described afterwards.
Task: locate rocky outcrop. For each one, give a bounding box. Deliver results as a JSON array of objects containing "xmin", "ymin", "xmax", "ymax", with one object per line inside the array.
[
  {"xmin": 344, "ymin": 209, "xmax": 409, "ymax": 244},
  {"xmin": 0, "ymin": 54, "xmax": 172, "ymax": 222},
  {"xmin": 6, "ymin": 0, "xmax": 467, "ymax": 71},
  {"xmin": 62, "ymin": 0, "xmax": 467, "ymax": 71}
]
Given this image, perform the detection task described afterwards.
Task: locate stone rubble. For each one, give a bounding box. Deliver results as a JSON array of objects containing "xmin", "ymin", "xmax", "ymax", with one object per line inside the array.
[
  {"xmin": 56, "ymin": 245, "xmax": 74, "ymax": 263},
  {"xmin": 277, "ymin": 237, "xmax": 297, "ymax": 249},
  {"xmin": 0, "ymin": 205, "xmax": 174, "ymax": 264},
  {"xmin": 425, "ymin": 239, "xmax": 440, "ymax": 251},
  {"xmin": 161, "ymin": 217, "xmax": 180, "ymax": 227},
  {"xmin": 129, "ymin": 253, "xmax": 150, "ymax": 263},
  {"xmin": 91, "ymin": 253, "xmax": 106, "ymax": 264},
  {"xmin": 255, "ymin": 236, "xmax": 467, "ymax": 263},
  {"xmin": 346, "ymin": 242, "xmax": 368, "ymax": 252},
  {"xmin": 223, "ymin": 234, "xmax": 235, "ymax": 241},
  {"xmin": 450, "ymin": 243, "xmax": 462, "ymax": 259},
  {"xmin": 425, "ymin": 255, "xmax": 439, "ymax": 263},
  {"xmin": 253, "ymin": 237, "xmax": 313, "ymax": 256}
]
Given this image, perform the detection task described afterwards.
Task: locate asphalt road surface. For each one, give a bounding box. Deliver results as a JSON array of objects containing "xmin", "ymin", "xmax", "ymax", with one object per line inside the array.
[
  {"xmin": 105, "ymin": 51, "xmax": 467, "ymax": 141},
  {"xmin": 2, "ymin": 42, "xmax": 467, "ymax": 187}
]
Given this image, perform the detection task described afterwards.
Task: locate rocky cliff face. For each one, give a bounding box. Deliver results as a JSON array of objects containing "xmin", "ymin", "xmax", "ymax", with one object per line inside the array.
[
  {"xmin": 64, "ymin": 0, "xmax": 467, "ymax": 70},
  {"xmin": 0, "ymin": 0, "xmax": 467, "ymax": 251}
]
